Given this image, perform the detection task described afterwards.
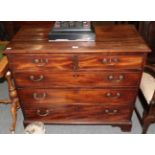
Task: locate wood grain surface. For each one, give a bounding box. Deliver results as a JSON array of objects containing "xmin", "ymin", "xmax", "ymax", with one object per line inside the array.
[{"xmin": 5, "ymin": 24, "xmax": 150, "ymax": 131}]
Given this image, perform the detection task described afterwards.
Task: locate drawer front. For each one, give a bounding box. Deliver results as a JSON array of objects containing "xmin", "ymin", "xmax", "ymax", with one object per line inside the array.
[
  {"xmin": 18, "ymin": 88, "xmax": 137, "ymax": 108},
  {"xmin": 79, "ymin": 55, "xmax": 143, "ymax": 70},
  {"xmin": 8, "ymin": 54, "xmax": 74, "ymax": 71},
  {"xmin": 14, "ymin": 71, "xmax": 141, "ymax": 88},
  {"xmin": 23, "ymin": 104, "xmax": 131, "ymax": 123},
  {"xmin": 8, "ymin": 54, "xmax": 143, "ymax": 71}
]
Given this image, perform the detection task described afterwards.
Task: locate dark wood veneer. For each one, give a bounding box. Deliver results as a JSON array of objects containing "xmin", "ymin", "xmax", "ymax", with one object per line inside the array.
[
  {"xmin": 23, "ymin": 104, "xmax": 131, "ymax": 124},
  {"xmin": 14, "ymin": 71, "xmax": 141, "ymax": 88},
  {"xmin": 4, "ymin": 24, "xmax": 150, "ymax": 132},
  {"xmin": 8, "ymin": 54, "xmax": 144, "ymax": 71},
  {"xmin": 18, "ymin": 88, "xmax": 137, "ymax": 108}
]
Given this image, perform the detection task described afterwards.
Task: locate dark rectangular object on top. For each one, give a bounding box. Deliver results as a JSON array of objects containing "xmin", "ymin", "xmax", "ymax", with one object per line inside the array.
[{"xmin": 48, "ymin": 21, "xmax": 96, "ymax": 41}]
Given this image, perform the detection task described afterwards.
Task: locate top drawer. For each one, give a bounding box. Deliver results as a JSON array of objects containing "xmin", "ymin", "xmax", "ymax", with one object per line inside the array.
[
  {"xmin": 8, "ymin": 54, "xmax": 144, "ymax": 71},
  {"xmin": 8, "ymin": 54, "xmax": 74, "ymax": 71},
  {"xmin": 79, "ymin": 54, "xmax": 143, "ymax": 70}
]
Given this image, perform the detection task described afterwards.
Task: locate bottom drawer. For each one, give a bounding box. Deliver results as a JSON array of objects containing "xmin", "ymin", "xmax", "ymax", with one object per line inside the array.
[{"xmin": 23, "ymin": 104, "xmax": 132, "ymax": 124}]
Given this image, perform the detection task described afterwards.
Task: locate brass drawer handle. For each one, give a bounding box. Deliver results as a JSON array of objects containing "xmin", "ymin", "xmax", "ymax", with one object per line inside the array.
[
  {"xmin": 29, "ymin": 75, "xmax": 44, "ymax": 82},
  {"xmin": 119, "ymin": 75, "xmax": 124, "ymax": 80},
  {"xmin": 106, "ymin": 92, "xmax": 121, "ymax": 98},
  {"xmin": 33, "ymin": 92, "xmax": 47, "ymax": 100},
  {"xmin": 33, "ymin": 58, "xmax": 48, "ymax": 67},
  {"xmin": 112, "ymin": 58, "xmax": 119, "ymax": 63},
  {"xmin": 104, "ymin": 109, "xmax": 118, "ymax": 115},
  {"xmin": 108, "ymin": 74, "xmax": 125, "ymax": 82},
  {"xmin": 102, "ymin": 58, "xmax": 119, "ymax": 64},
  {"xmin": 108, "ymin": 75, "xmax": 114, "ymax": 80},
  {"xmin": 37, "ymin": 109, "xmax": 49, "ymax": 117},
  {"xmin": 102, "ymin": 58, "xmax": 109, "ymax": 64}
]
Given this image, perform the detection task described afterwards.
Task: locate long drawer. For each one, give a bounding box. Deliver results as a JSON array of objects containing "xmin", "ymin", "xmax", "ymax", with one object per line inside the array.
[
  {"xmin": 8, "ymin": 54, "xmax": 143, "ymax": 71},
  {"xmin": 14, "ymin": 71, "xmax": 141, "ymax": 88},
  {"xmin": 18, "ymin": 88, "xmax": 137, "ymax": 108},
  {"xmin": 23, "ymin": 104, "xmax": 132, "ymax": 124}
]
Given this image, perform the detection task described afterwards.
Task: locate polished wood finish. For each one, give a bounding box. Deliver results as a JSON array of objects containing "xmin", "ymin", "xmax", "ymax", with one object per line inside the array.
[
  {"xmin": 5, "ymin": 25, "xmax": 150, "ymax": 53},
  {"xmin": 0, "ymin": 58, "xmax": 19, "ymax": 132},
  {"xmin": 5, "ymin": 71, "xmax": 20, "ymax": 132},
  {"xmin": 8, "ymin": 54, "xmax": 73, "ymax": 71},
  {"xmin": 79, "ymin": 54, "xmax": 144, "ymax": 70},
  {"xmin": 8, "ymin": 54, "xmax": 144, "ymax": 71},
  {"xmin": 14, "ymin": 71, "xmax": 141, "ymax": 88},
  {"xmin": 0, "ymin": 56, "xmax": 19, "ymax": 132},
  {"xmin": 0, "ymin": 56, "xmax": 8, "ymax": 78},
  {"xmin": 23, "ymin": 104, "xmax": 131, "ymax": 124},
  {"xmin": 18, "ymin": 88, "xmax": 137, "ymax": 108},
  {"xmin": 4, "ymin": 24, "xmax": 150, "ymax": 132}
]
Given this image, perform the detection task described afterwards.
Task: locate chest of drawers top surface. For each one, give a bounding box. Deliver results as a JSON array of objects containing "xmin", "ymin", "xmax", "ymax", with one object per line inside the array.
[{"xmin": 4, "ymin": 24, "xmax": 150, "ymax": 54}]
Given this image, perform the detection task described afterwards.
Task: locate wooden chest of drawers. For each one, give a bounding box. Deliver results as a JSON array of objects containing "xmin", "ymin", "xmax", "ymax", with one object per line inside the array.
[{"xmin": 4, "ymin": 24, "xmax": 150, "ymax": 132}]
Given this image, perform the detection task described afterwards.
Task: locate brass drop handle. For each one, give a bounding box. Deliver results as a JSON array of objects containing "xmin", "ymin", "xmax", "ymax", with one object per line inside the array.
[
  {"xmin": 104, "ymin": 109, "xmax": 118, "ymax": 115},
  {"xmin": 108, "ymin": 74, "xmax": 125, "ymax": 82},
  {"xmin": 33, "ymin": 92, "xmax": 47, "ymax": 100},
  {"xmin": 102, "ymin": 58, "xmax": 109, "ymax": 64},
  {"xmin": 119, "ymin": 75, "xmax": 124, "ymax": 80},
  {"xmin": 29, "ymin": 75, "xmax": 44, "ymax": 82},
  {"xmin": 102, "ymin": 58, "xmax": 119, "ymax": 64},
  {"xmin": 108, "ymin": 75, "xmax": 114, "ymax": 80},
  {"xmin": 33, "ymin": 58, "xmax": 48, "ymax": 66},
  {"xmin": 111, "ymin": 58, "xmax": 119, "ymax": 63},
  {"xmin": 37, "ymin": 109, "xmax": 49, "ymax": 117},
  {"xmin": 106, "ymin": 92, "xmax": 121, "ymax": 98}
]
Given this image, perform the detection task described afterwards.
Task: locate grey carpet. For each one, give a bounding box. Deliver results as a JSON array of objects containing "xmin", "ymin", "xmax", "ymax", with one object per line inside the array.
[{"xmin": 0, "ymin": 81, "xmax": 155, "ymax": 134}]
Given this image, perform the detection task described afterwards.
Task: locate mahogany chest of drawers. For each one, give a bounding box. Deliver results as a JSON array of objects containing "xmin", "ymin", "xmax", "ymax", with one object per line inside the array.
[{"xmin": 4, "ymin": 24, "xmax": 150, "ymax": 132}]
